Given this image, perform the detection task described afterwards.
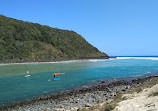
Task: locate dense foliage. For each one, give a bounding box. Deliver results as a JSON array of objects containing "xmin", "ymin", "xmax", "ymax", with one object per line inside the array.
[{"xmin": 0, "ymin": 15, "xmax": 108, "ymax": 63}]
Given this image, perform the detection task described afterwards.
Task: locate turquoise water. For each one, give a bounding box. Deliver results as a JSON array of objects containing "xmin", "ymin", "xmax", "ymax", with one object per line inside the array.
[{"xmin": 0, "ymin": 57, "xmax": 158, "ymax": 105}]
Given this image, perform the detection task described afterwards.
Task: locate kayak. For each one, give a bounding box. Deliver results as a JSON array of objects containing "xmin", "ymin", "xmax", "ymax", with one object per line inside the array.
[{"xmin": 53, "ymin": 72, "xmax": 65, "ymax": 76}]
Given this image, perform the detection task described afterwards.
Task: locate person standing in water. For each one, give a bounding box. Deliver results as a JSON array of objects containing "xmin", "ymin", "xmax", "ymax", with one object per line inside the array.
[
  {"xmin": 27, "ymin": 70, "xmax": 29, "ymax": 75},
  {"xmin": 53, "ymin": 74, "xmax": 56, "ymax": 80}
]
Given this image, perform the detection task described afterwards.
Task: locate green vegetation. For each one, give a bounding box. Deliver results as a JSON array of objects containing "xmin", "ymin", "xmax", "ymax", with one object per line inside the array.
[
  {"xmin": 148, "ymin": 92, "xmax": 158, "ymax": 97},
  {"xmin": 127, "ymin": 77, "xmax": 158, "ymax": 94},
  {"xmin": 104, "ymin": 104, "xmax": 116, "ymax": 111},
  {"xmin": 78, "ymin": 103, "xmax": 117, "ymax": 111},
  {"xmin": 0, "ymin": 15, "xmax": 108, "ymax": 63}
]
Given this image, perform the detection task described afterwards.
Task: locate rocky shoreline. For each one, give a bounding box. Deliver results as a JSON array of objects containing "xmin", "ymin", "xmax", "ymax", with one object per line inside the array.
[
  {"xmin": 114, "ymin": 82, "xmax": 158, "ymax": 111},
  {"xmin": 0, "ymin": 74, "xmax": 157, "ymax": 111}
]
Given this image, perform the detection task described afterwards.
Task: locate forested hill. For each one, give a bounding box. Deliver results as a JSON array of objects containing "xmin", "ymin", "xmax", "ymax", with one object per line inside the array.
[{"xmin": 0, "ymin": 15, "xmax": 109, "ymax": 63}]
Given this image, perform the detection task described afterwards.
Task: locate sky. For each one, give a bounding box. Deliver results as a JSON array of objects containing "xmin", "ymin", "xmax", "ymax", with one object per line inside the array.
[{"xmin": 0, "ymin": 0, "xmax": 158, "ymax": 56}]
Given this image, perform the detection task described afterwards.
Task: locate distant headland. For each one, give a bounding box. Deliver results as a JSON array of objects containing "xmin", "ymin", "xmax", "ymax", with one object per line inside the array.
[{"xmin": 0, "ymin": 15, "xmax": 109, "ymax": 63}]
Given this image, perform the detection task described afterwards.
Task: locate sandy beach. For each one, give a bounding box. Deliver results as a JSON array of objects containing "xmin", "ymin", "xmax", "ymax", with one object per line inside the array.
[
  {"xmin": 0, "ymin": 56, "xmax": 111, "ymax": 65},
  {"xmin": 114, "ymin": 80, "xmax": 158, "ymax": 111},
  {"xmin": 0, "ymin": 58, "xmax": 110, "ymax": 66}
]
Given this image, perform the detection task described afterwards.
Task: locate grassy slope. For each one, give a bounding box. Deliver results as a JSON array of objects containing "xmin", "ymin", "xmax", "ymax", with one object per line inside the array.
[{"xmin": 0, "ymin": 15, "xmax": 108, "ymax": 63}]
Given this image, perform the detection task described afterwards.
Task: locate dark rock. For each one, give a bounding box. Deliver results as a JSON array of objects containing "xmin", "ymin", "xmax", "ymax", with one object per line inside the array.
[
  {"xmin": 85, "ymin": 103, "xmax": 92, "ymax": 107},
  {"xmin": 122, "ymin": 89, "xmax": 126, "ymax": 92},
  {"xmin": 101, "ymin": 81, "xmax": 106, "ymax": 83}
]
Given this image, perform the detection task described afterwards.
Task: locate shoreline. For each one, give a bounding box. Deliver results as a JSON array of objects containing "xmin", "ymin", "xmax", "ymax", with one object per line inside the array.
[
  {"xmin": 1, "ymin": 74, "xmax": 158, "ymax": 111},
  {"xmin": 114, "ymin": 79, "xmax": 158, "ymax": 111},
  {"xmin": 1, "ymin": 56, "xmax": 158, "ymax": 65},
  {"xmin": 0, "ymin": 57, "xmax": 112, "ymax": 65}
]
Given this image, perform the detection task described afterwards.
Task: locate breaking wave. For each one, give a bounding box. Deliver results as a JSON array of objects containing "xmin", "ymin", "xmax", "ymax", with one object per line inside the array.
[{"xmin": 116, "ymin": 57, "xmax": 158, "ymax": 61}]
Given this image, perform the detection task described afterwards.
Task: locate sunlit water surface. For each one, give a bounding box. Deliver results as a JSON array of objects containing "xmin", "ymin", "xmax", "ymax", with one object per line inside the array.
[{"xmin": 0, "ymin": 57, "xmax": 158, "ymax": 105}]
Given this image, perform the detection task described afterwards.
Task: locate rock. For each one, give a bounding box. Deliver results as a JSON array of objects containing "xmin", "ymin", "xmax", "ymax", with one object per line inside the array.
[
  {"xmin": 77, "ymin": 108, "xmax": 81, "ymax": 111},
  {"xmin": 101, "ymin": 81, "xmax": 106, "ymax": 83},
  {"xmin": 122, "ymin": 89, "xmax": 126, "ymax": 92},
  {"xmin": 85, "ymin": 103, "xmax": 92, "ymax": 107},
  {"xmin": 96, "ymin": 99, "xmax": 102, "ymax": 103}
]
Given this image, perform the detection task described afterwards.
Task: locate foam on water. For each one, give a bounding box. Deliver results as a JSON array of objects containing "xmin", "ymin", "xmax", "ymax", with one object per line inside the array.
[
  {"xmin": 88, "ymin": 59, "xmax": 107, "ymax": 62},
  {"xmin": 116, "ymin": 57, "xmax": 158, "ymax": 60}
]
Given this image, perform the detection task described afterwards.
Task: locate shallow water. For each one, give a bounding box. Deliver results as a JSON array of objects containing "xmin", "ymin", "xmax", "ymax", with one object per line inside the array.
[{"xmin": 0, "ymin": 57, "xmax": 158, "ymax": 105}]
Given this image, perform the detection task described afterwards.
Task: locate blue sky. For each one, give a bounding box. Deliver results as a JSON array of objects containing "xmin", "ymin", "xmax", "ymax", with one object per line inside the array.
[{"xmin": 0, "ymin": 0, "xmax": 158, "ymax": 56}]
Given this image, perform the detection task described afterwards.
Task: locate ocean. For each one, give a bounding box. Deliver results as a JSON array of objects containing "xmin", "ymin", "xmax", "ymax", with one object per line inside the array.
[{"xmin": 0, "ymin": 57, "xmax": 158, "ymax": 105}]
